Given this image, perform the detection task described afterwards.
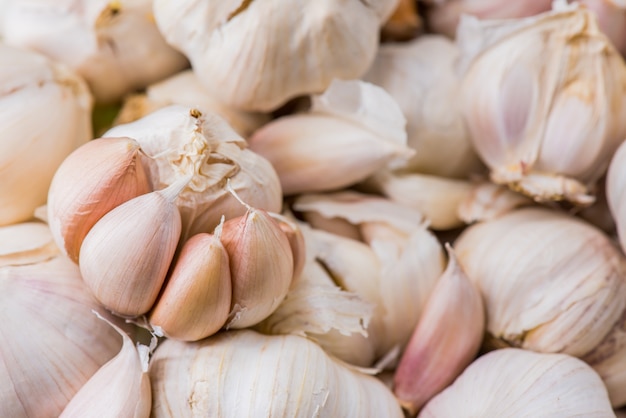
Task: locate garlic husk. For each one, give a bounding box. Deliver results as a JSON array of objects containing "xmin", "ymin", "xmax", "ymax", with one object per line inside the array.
[
  {"xmin": 457, "ymin": 181, "xmax": 534, "ymax": 224},
  {"xmin": 149, "ymin": 330, "xmax": 404, "ymax": 418},
  {"xmin": 362, "ymin": 35, "xmax": 483, "ymax": 178},
  {"xmin": 47, "ymin": 137, "xmax": 152, "ymax": 262},
  {"xmin": 607, "ymin": 140, "xmax": 626, "ymax": 252},
  {"xmin": 152, "ymin": 0, "xmax": 396, "ymax": 112},
  {"xmin": 114, "ymin": 70, "xmax": 270, "ymax": 138},
  {"xmin": 381, "ymin": 0, "xmax": 422, "ymax": 41},
  {"xmin": 79, "ymin": 178, "xmax": 185, "ymax": 316},
  {"xmin": 0, "ymin": 221, "xmax": 59, "ymax": 266},
  {"xmin": 394, "ymin": 246, "xmax": 485, "ymax": 416},
  {"xmin": 418, "ymin": 348, "xmax": 614, "ymax": 417},
  {"xmin": 221, "ymin": 208, "xmax": 294, "ymax": 329},
  {"xmin": 248, "ymin": 80, "xmax": 414, "ymax": 195},
  {"xmin": 580, "ymin": 0, "xmax": 626, "ymax": 55},
  {"xmin": 0, "ymin": 254, "xmax": 122, "ymax": 418},
  {"xmin": 105, "ymin": 105, "xmax": 282, "ymax": 240},
  {"xmin": 3, "ymin": 0, "xmax": 188, "ymax": 103},
  {"xmin": 59, "ymin": 313, "xmax": 151, "ymax": 418},
  {"xmin": 459, "ymin": 3, "xmax": 626, "ymax": 205},
  {"xmin": 149, "ymin": 229, "xmax": 232, "ymax": 341},
  {"xmin": 0, "ymin": 43, "xmax": 92, "ymax": 226}
]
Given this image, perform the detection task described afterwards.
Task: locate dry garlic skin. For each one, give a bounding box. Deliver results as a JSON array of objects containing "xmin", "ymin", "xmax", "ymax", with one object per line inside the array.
[
  {"xmin": 460, "ymin": 5, "xmax": 626, "ymax": 204},
  {"xmin": 0, "ymin": 44, "xmax": 92, "ymax": 226},
  {"xmin": 153, "ymin": 0, "xmax": 393, "ymax": 111},
  {"xmin": 3, "ymin": 0, "xmax": 188, "ymax": 103}
]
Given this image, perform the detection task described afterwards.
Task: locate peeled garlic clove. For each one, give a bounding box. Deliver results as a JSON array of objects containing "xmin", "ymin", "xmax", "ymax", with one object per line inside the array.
[
  {"xmin": 457, "ymin": 181, "xmax": 534, "ymax": 224},
  {"xmin": 3, "ymin": 0, "xmax": 188, "ymax": 103},
  {"xmin": 153, "ymin": 0, "xmax": 393, "ymax": 111},
  {"xmin": 48, "ymin": 137, "xmax": 152, "ymax": 262},
  {"xmin": 150, "ymin": 330, "xmax": 404, "ymax": 418},
  {"xmin": 0, "ymin": 221, "xmax": 59, "ymax": 267},
  {"xmin": 149, "ymin": 229, "xmax": 232, "ymax": 341},
  {"xmin": 418, "ymin": 348, "xmax": 614, "ymax": 417},
  {"xmin": 221, "ymin": 208, "xmax": 294, "ymax": 329},
  {"xmin": 79, "ymin": 177, "xmax": 186, "ymax": 316},
  {"xmin": 0, "ymin": 44, "xmax": 92, "ymax": 226},
  {"xmin": 394, "ymin": 245, "xmax": 484, "ymax": 416},
  {"xmin": 60, "ymin": 313, "xmax": 151, "ymax": 418},
  {"xmin": 459, "ymin": 4, "xmax": 626, "ymax": 205}
]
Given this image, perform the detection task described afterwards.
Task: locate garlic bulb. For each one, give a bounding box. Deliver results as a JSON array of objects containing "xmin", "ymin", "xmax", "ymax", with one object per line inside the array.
[
  {"xmin": 114, "ymin": 70, "xmax": 270, "ymax": 138},
  {"xmin": 459, "ymin": 3, "xmax": 626, "ymax": 205},
  {"xmin": 3, "ymin": 0, "xmax": 188, "ymax": 103},
  {"xmin": 153, "ymin": 0, "xmax": 398, "ymax": 111},
  {"xmin": 150, "ymin": 330, "xmax": 404, "ymax": 417},
  {"xmin": 419, "ymin": 348, "xmax": 614, "ymax": 417},
  {"xmin": 1, "ymin": 224, "xmax": 122, "ymax": 418},
  {"xmin": 0, "ymin": 43, "xmax": 92, "ymax": 226},
  {"xmin": 105, "ymin": 105, "xmax": 283, "ymax": 240},
  {"xmin": 249, "ymin": 79, "xmax": 414, "ymax": 195},
  {"xmin": 362, "ymin": 35, "xmax": 483, "ymax": 178},
  {"xmin": 454, "ymin": 207, "xmax": 626, "ymax": 405}
]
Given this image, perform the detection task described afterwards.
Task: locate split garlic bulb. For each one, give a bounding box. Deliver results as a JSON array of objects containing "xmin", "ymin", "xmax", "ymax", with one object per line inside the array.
[
  {"xmin": 459, "ymin": 2, "xmax": 626, "ymax": 204},
  {"xmin": 454, "ymin": 207, "xmax": 626, "ymax": 405},
  {"xmin": 362, "ymin": 35, "xmax": 482, "ymax": 178},
  {"xmin": 419, "ymin": 348, "xmax": 614, "ymax": 417},
  {"xmin": 149, "ymin": 330, "xmax": 404, "ymax": 417},
  {"xmin": 0, "ymin": 43, "xmax": 92, "ymax": 226},
  {"xmin": 153, "ymin": 0, "xmax": 398, "ymax": 111},
  {"xmin": 3, "ymin": 0, "xmax": 188, "ymax": 103},
  {"xmin": 0, "ymin": 223, "xmax": 122, "ymax": 418}
]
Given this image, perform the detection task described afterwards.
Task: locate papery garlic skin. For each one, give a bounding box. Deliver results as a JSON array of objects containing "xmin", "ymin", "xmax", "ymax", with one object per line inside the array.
[
  {"xmin": 459, "ymin": 4, "xmax": 626, "ymax": 204},
  {"xmin": 153, "ymin": 0, "xmax": 396, "ymax": 111},
  {"xmin": 3, "ymin": 0, "xmax": 188, "ymax": 103},
  {"xmin": 0, "ymin": 222, "xmax": 58, "ymax": 266},
  {"xmin": 581, "ymin": 0, "xmax": 626, "ymax": 55},
  {"xmin": 150, "ymin": 330, "xmax": 404, "ymax": 418},
  {"xmin": 0, "ymin": 44, "xmax": 92, "ymax": 226},
  {"xmin": 418, "ymin": 348, "xmax": 614, "ymax": 417}
]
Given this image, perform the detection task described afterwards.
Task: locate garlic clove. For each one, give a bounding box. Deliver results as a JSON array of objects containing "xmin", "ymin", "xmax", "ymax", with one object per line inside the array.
[
  {"xmin": 580, "ymin": 0, "xmax": 626, "ymax": 55},
  {"xmin": 0, "ymin": 221, "xmax": 59, "ymax": 267},
  {"xmin": 59, "ymin": 312, "xmax": 151, "ymax": 418},
  {"xmin": 457, "ymin": 181, "xmax": 534, "ymax": 224},
  {"xmin": 47, "ymin": 137, "xmax": 152, "ymax": 262},
  {"xmin": 393, "ymin": 245, "xmax": 485, "ymax": 416},
  {"xmin": 79, "ymin": 177, "xmax": 187, "ymax": 316},
  {"xmin": 607, "ymin": 140, "xmax": 626, "ymax": 252},
  {"xmin": 149, "ymin": 228, "xmax": 232, "ymax": 342},
  {"xmin": 221, "ymin": 208, "xmax": 294, "ymax": 329}
]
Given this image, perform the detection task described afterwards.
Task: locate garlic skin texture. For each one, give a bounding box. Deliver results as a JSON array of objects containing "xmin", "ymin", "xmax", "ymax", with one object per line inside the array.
[
  {"xmin": 3, "ymin": 0, "xmax": 188, "ymax": 103},
  {"xmin": 454, "ymin": 207, "xmax": 626, "ymax": 405},
  {"xmin": 149, "ymin": 330, "xmax": 404, "ymax": 418},
  {"xmin": 0, "ymin": 43, "xmax": 92, "ymax": 226},
  {"xmin": 418, "ymin": 348, "xmax": 614, "ymax": 417},
  {"xmin": 153, "ymin": 0, "xmax": 398, "ymax": 112},
  {"xmin": 0, "ymin": 237, "xmax": 121, "ymax": 418},
  {"xmin": 362, "ymin": 35, "xmax": 482, "ymax": 178},
  {"xmin": 459, "ymin": 4, "xmax": 626, "ymax": 205}
]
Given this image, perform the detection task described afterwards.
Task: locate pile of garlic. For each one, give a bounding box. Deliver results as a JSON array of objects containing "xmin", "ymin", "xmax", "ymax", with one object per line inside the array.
[{"xmin": 5, "ymin": 0, "xmax": 626, "ymax": 417}]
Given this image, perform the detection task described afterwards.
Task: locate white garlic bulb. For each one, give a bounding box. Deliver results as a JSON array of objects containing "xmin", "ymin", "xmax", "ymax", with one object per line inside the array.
[
  {"xmin": 362, "ymin": 35, "xmax": 483, "ymax": 178},
  {"xmin": 0, "ymin": 43, "xmax": 92, "ymax": 226},
  {"xmin": 3, "ymin": 0, "xmax": 188, "ymax": 103},
  {"xmin": 153, "ymin": 0, "xmax": 398, "ymax": 111},
  {"xmin": 459, "ymin": 2, "xmax": 626, "ymax": 204},
  {"xmin": 150, "ymin": 330, "xmax": 404, "ymax": 417},
  {"xmin": 419, "ymin": 348, "xmax": 614, "ymax": 417}
]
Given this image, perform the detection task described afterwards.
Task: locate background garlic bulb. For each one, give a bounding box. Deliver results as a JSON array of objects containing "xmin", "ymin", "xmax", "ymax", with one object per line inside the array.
[
  {"xmin": 459, "ymin": 3, "xmax": 626, "ymax": 204},
  {"xmin": 0, "ymin": 43, "xmax": 92, "ymax": 226},
  {"xmin": 3, "ymin": 0, "xmax": 189, "ymax": 103},
  {"xmin": 419, "ymin": 348, "xmax": 614, "ymax": 417},
  {"xmin": 153, "ymin": 0, "xmax": 399, "ymax": 111}
]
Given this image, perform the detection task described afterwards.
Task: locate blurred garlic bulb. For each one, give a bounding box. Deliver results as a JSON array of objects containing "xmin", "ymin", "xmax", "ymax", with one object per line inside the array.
[
  {"xmin": 459, "ymin": 3, "xmax": 626, "ymax": 205},
  {"xmin": 115, "ymin": 70, "xmax": 270, "ymax": 138},
  {"xmin": 150, "ymin": 330, "xmax": 404, "ymax": 417},
  {"xmin": 454, "ymin": 207, "xmax": 626, "ymax": 405},
  {"xmin": 153, "ymin": 0, "xmax": 398, "ymax": 111},
  {"xmin": 607, "ymin": 140, "xmax": 626, "ymax": 252},
  {"xmin": 0, "ymin": 44, "xmax": 92, "ymax": 226},
  {"xmin": 3, "ymin": 0, "xmax": 188, "ymax": 103},
  {"xmin": 363, "ymin": 35, "xmax": 483, "ymax": 178},
  {"xmin": 580, "ymin": 0, "xmax": 626, "ymax": 56},
  {"xmin": 419, "ymin": 348, "xmax": 614, "ymax": 417},
  {"xmin": 0, "ymin": 224, "xmax": 122, "ymax": 418},
  {"xmin": 249, "ymin": 79, "xmax": 414, "ymax": 195},
  {"xmin": 105, "ymin": 105, "xmax": 282, "ymax": 240}
]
